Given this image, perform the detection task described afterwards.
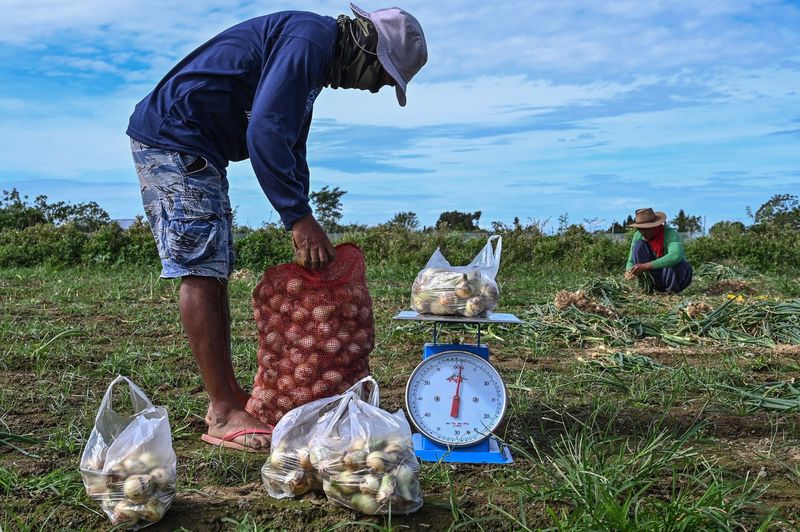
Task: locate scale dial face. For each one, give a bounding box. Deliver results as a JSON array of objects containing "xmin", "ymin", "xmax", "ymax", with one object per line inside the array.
[{"xmin": 405, "ymin": 350, "xmax": 507, "ymax": 447}]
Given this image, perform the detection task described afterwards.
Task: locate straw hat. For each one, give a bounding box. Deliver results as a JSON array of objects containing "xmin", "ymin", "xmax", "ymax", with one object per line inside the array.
[{"xmin": 628, "ymin": 208, "xmax": 667, "ymax": 228}]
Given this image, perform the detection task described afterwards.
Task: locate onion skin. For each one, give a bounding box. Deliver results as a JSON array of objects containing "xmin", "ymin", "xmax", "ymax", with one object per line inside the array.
[
  {"xmin": 276, "ymin": 395, "xmax": 294, "ymax": 411},
  {"xmin": 322, "ymin": 370, "xmax": 343, "ymax": 386},
  {"xmin": 321, "ymin": 338, "xmax": 342, "ymax": 355},
  {"xmin": 268, "ymin": 294, "xmax": 284, "ymax": 312},
  {"xmin": 311, "ymin": 380, "xmax": 331, "ymax": 398},
  {"xmin": 277, "ymin": 375, "xmax": 295, "ymax": 393},
  {"xmin": 286, "ymin": 278, "xmax": 303, "ymax": 295},
  {"xmin": 294, "ymin": 362, "xmax": 315, "ymax": 384},
  {"xmin": 312, "ymin": 304, "xmax": 336, "ymax": 322}
]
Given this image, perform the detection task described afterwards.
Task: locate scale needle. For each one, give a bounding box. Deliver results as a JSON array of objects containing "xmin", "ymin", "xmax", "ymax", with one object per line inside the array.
[{"xmin": 450, "ymin": 365, "xmax": 463, "ymax": 418}]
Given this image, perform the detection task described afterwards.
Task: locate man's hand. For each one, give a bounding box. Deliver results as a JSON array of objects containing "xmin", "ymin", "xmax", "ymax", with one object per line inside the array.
[
  {"xmin": 630, "ymin": 262, "xmax": 653, "ymax": 276},
  {"xmin": 624, "ymin": 269, "xmax": 637, "ymax": 281},
  {"xmin": 291, "ymin": 214, "xmax": 336, "ymax": 271}
]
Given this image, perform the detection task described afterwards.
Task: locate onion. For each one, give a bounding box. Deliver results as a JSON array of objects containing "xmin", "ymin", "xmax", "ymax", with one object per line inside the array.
[
  {"xmin": 289, "ymin": 387, "xmax": 313, "ymax": 405},
  {"xmin": 341, "ymin": 319, "xmax": 357, "ymax": 332},
  {"xmin": 336, "ymin": 330, "xmax": 350, "ymax": 344},
  {"xmin": 346, "ymin": 342, "xmax": 361, "ymax": 356},
  {"xmin": 287, "ymin": 471, "xmax": 314, "ymax": 496},
  {"xmin": 258, "ymin": 282, "xmax": 274, "ymax": 300},
  {"xmin": 286, "ymin": 278, "xmax": 303, "ymax": 295},
  {"xmin": 332, "ymin": 471, "xmax": 359, "ymax": 495},
  {"xmin": 122, "ymin": 457, "xmax": 147, "ymax": 475},
  {"xmin": 123, "ymin": 474, "xmax": 154, "ymax": 503},
  {"xmin": 316, "ymin": 320, "xmax": 336, "ymax": 338},
  {"xmin": 265, "ymin": 368, "xmax": 279, "ymax": 381},
  {"xmin": 312, "ymin": 304, "xmax": 336, "ymax": 322},
  {"xmin": 306, "ymin": 352, "xmax": 320, "ymax": 368},
  {"xmin": 301, "ymin": 294, "xmax": 317, "ymax": 310},
  {"xmin": 350, "ymin": 287, "xmax": 365, "ymax": 305},
  {"xmin": 303, "ymin": 321, "xmax": 316, "ymax": 333},
  {"xmin": 277, "ymin": 374, "xmax": 295, "ymax": 393},
  {"xmin": 111, "ymin": 501, "xmax": 140, "ymax": 526},
  {"xmin": 341, "ymin": 303, "xmax": 358, "ymax": 319},
  {"xmin": 358, "ymin": 306, "xmax": 371, "ymax": 324},
  {"xmin": 259, "ymin": 386, "xmax": 278, "ymax": 407},
  {"xmin": 296, "ymin": 448, "xmax": 314, "ymax": 471},
  {"xmin": 267, "ymin": 313, "xmax": 283, "ymax": 330},
  {"xmin": 268, "ymin": 294, "xmax": 284, "ymax": 312},
  {"xmin": 365, "ymin": 452, "xmax": 390, "ymax": 473},
  {"xmin": 359, "ymin": 475, "xmax": 381, "ymax": 495},
  {"xmin": 149, "ymin": 467, "xmax": 172, "ymax": 488},
  {"xmin": 333, "ymin": 287, "xmax": 352, "ymax": 303},
  {"xmin": 288, "ymin": 348, "xmax": 307, "ymax": 365},
  {"xmin": 321, "ymin": 338, "xmax": 341, "ymax": 355},
  {"xmin": 291, "ymin": 306, "xmax": 310, "ymax": 323},
  {"xmin": 278, "ymin": 358, "xmax": 295, "ymax": 376},
  {"xmin": 276, "ymin": 395, "xmax": 294, "ymax": 411},
  {"xmin": 296, "ymin": 335, "xmax": 315, "ymax": 350},
  {"xmin": 265, "ymin": 331, "xmax": 284, "ymax": 352},
  {"xmin": 343, "ymin": 448, "xmax": 368, "ymax": 470},
  {"xmin": 351, "ymin": 493, "xmax": 381, "ymax": 515},
  {"xmin": 138, "ymin": 498, "xmax": 167, "ymax": 522},
  {"xmin": 311, "ymin": 380, "xmax": 330, "ymax": 398},
  {"xmin": 284, "ymin": 324, "xmax": 303, "ymax": 344},
  {"xmin": 322, "ymin": 370, "xmax": 343, "ymax": 386},
  {"xmin": 279, "ymin": 299, "xmax": 294, "ymax": 315},
  {"xmin": 351, "ymin": 329, "xmax": 368, "ymax": 345},
  {"xmin": 335, "ymin": 382, "xmax": 349, "ymax": 394},
  {"xmin": 294, "ymin": 362, "xmax": 315, "ymax": 384}
]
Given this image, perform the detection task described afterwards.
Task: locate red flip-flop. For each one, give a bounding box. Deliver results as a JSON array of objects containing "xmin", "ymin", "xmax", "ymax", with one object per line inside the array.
[{"xmin": 201, "ymin": 427, "xmax": 273, "ymax": 453}]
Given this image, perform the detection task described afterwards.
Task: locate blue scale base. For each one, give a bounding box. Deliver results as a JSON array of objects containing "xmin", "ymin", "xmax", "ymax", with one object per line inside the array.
[{"xmin": 412, "ymin": 433, "xmax": 513, "ymax": 464}]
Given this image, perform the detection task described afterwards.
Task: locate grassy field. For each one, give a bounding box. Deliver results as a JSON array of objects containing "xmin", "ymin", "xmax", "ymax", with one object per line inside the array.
[{"xmin": 1, "ymin": 261, "xmax": 799, "ymax": 531}]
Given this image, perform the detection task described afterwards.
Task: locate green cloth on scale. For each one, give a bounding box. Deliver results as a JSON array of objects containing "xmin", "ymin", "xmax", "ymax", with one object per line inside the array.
[{"xmin": 625, "ymin": 226, "xmax": 687, "ymax": 270}]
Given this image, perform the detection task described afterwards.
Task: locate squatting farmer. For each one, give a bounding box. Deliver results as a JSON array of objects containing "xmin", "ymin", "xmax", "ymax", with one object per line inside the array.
[
  {"xmin": 624, "ymin": 207, "xmax": 693, "ymax": 293},
  {"xmin": 126, "ymin": 4, "xmax": 427, "ymax": 452}
]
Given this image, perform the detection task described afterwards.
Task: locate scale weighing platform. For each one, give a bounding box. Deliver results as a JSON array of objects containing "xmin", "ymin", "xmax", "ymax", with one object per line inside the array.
[{"xmin": 393, "ymin": 310, "xmax": 523, "ymax": 464}]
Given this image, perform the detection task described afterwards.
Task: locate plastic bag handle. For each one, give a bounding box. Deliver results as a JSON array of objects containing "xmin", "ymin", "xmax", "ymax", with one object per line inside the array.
[
  {"xmin": 488, "ymin": 234, "xmax": 502, "ymax": 265},
  {"xmin": 319, "ymin": 376, "xmax": 380, "ymax": 439},
  {"xmin": 95, "ymin": 375, "xmax": 155, "ymax": 424}
]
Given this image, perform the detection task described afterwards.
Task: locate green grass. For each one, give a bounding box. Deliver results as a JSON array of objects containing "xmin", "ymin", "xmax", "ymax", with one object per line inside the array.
[{"xmin": 1, "ymin": 263, "xmax": 799, "ymax": 530}]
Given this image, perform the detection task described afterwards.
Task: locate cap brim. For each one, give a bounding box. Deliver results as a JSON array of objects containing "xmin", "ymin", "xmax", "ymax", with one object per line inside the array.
[{"xmin": 350, "ymin": 3, "xmax": 408, "ymax": 106}]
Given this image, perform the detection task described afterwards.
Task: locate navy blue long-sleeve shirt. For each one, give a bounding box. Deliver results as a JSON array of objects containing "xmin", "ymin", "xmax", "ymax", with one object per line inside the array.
[{"xmin": 127, "ymin": 11, "xmax": 337, "ymax": 228}]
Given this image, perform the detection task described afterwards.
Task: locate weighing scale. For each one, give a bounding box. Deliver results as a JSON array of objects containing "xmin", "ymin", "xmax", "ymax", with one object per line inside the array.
[{"xmin": 393, "ymin": 310, "xmax": 522, "ymax": 464}]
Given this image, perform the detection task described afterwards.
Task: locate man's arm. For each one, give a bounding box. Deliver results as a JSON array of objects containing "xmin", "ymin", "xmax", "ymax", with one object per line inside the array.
[{"xmin": 247, "ymin": 38, "xmax": 335, "ymax": 269}]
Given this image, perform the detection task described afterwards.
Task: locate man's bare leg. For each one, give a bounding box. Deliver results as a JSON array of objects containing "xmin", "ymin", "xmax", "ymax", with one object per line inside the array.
[
  {"xmin": 180, "ymin": 276, "xmax": 270, "ymax": 449},
  {"xmin": 218, "ymin": 281, "xmax": 250, "ymax": 408}
]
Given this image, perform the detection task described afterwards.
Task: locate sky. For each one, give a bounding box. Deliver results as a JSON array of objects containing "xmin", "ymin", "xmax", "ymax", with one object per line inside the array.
[{"xmin": 1, "ymin": 1, "xmax": 799, "ymax": 232}]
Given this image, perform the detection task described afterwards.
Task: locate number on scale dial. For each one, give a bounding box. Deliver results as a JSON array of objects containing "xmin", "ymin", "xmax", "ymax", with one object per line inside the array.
[{"xmin": 405, "ymin": 350, "xmax": 507, "ymax": 446}]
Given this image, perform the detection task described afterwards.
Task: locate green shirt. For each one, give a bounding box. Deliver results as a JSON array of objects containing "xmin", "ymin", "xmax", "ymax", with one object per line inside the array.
[{"xmin": 625, "ymin": 226, "xmax": 687, "ymax": 270}]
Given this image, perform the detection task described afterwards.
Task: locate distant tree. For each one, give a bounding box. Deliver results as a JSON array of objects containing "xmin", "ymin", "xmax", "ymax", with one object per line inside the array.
[
  {"xmin": 709, "ymin": 220, "xmax": 746, "ymax": 238},
  {"xmin": 309, "ymin": 186, "xmax": 346, "ymax": 232},
  {"xmin": 435, "ymin": 210, "xmax": 481, "ymax": 231},
  {"xmin": 385, "ymin": 211, "xmax": 419, "ymax": 231},
  {"xmin": 557, "ymin": 212, "xmax": 570, "ymax": 234},
  {"xmin": 670, "ymin": 209, "xmax": 702, "ymax": 233},
  {"xmin": 606, "ymin": 214, "xmax": 633, "ymax": 234},
  {"xmin": 749, "ymin": 194, "xmax": 800, "ymax": 229},
  {"xmin": 0, "ymin": 188, "xmax": 109, "ymax": 232}
]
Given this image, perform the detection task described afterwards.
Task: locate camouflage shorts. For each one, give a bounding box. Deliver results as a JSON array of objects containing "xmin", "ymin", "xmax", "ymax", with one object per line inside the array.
[{"xmin": 130, "ymin": 138, "xmax": 234, "ymax": 278}]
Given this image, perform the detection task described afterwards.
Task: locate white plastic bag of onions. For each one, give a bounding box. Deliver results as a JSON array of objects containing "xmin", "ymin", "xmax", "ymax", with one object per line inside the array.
[
  {"xmin": 313, "ymin": 377, "xmax": 423, "ymax": 515},
  {"xmin": 80, "ymin": 376, "xmax": 177, "ymax": 529},
  {"xmin": 411, "ymin": 235, "xmax": 502, "ymax": 317}
]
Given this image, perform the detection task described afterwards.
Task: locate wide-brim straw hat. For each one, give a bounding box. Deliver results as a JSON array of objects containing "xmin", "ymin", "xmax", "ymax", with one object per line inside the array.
[{"xmin": 628, "ymin": 207, "xmax": 667, "ymax": 228}]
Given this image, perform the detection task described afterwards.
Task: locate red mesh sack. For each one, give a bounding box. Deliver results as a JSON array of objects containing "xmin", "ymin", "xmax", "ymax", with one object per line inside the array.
[{"xmin": 246, "ymin": 243, "xmax": 375, "ymax": 426}]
